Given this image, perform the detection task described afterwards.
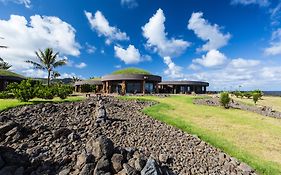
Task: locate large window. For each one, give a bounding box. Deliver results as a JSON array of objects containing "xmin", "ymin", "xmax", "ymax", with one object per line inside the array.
[
  {"xmin": 126, "ymin": 82, "xmax": 141, "ymax": 93},
  {"xmin": 145, "ymin": 83, "xmax": 154, "ymax": 93}
]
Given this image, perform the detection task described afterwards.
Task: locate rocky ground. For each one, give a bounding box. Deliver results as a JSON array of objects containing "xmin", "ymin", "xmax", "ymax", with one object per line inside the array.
[
  {"xmin": 0, "ymin": 96, "xmax": 256, "ymax": 175},
  {"xmin": 194, "ymin": 96, "xmax": 281, "ymax": 119}
]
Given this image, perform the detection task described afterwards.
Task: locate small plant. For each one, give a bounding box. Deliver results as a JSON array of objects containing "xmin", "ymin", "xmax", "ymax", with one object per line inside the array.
[
  {"xmin": 243, "ymin": 92, "xmax": 252, "ymax": 99},
  {"xmin": 252, "ymin": 93, "xmax": 260, "ymax": 105},
  {"xmin": 0, "ymin": 91, "xmax": 15, "ymax": 99},
  {"xmin": 220, "ymin": 92, "xmax": 231, "ymax": 109},
  {"xmin": 8, "ymin": 79, "xmax": 36, "ymax": 102}
]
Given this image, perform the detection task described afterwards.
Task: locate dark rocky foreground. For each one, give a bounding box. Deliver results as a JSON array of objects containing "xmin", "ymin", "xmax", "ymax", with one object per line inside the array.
[
  {"xmin": 194, "ymin": 96, "xmax": 281, "ymax": 119},
  {"xmin": 0, "ymin": 96, "xmax": 256, "ymax": 175}
]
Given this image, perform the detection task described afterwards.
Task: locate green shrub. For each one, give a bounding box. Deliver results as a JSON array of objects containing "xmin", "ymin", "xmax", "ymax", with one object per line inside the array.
[
  {"xmin": 55, "ymin": 85, "xmax": 73, "ymax": 99},
  {"xmin": 80, "ymin": 84, "xmax": 96, "ymax": 93},
  {"xmin": 8, "ymin": 79, "xmax": 36, "ymax": 102},
  {"xmin": 243, "ymin": 92, "xmax": 252, "ymax": 99},
  {"xmin": 233, "ymin": 91, "xmax": 243, "ymax": 98},
  {"xmin": 252, "ymin": 89, "xmax": 263, "ymax": 99},
  {"xmin": 220, "ymin": 92, "xmax": 231, "ymax": 109},
  {"xmin": 0, "ymin": 91, "xmax": 15, "ymax": 99},
  {"xmin": 252, "ymin": 93, "xmax": 260, "ymax": 104}
]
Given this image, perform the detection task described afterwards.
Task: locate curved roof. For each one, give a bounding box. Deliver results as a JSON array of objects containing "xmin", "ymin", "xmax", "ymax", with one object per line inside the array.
[
  {"xmin": 159, "ymin": 81, "xmax": 209, "ymax": 86},
  {"xmin": 74, "ymin": 80, "xmax": 103, "ymax": 86},
  {"xmin": 111, "ymin": 68, "xmax": 151, "ymax": 75},
  {"xmin": 102, "ymin": 74, "xmax": 161, "ymax": 82},
  {"xmin": 0, "ymin": 69, "xmax": 25, "ymax": 81}
]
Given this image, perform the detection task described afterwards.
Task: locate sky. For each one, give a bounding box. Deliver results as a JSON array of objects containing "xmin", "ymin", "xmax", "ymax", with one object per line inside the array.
[{"xmin": 0, "ymin": 0, "xmax": 281, "ymax": 91}]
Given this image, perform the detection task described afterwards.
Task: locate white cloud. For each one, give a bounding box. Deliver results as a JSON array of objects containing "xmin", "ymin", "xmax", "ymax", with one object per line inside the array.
[
  {"xmin": 270, "ymin": 2, "xmax": 281, "ymax": 25},
  {"xmin": 121, "ymin": 0, "xmax": 138, "ymax": 8},
  {"xmin": 265, "ymin": 29, "xmax": 281, "ymax": 55},
  {"xmin": 163, "ymin": 56, "xmax": 183, "ymax": 79},
  {"xmin": 231, "ymin": 0, "xmax": 269, "ymax": 7},
  {"xmin": 229, "ymin": 58, "xmax": 260, "ymax": 68},
  {"xmin": 85, "ymin": 43, "xmax": 96, "ymax": 54},
  {"xmin": 261, "ymin": 66, "xmax": 281, "ymax": 80},
  {"xmin": 114, "ymin": 44, "xmax": 151, "ymax": 64},
  {"xmin": 0, "ymin": 0, "xmax": 31, "ymax": 8},
  {"xmin": 75, "ymin": 62, "xmax": 87, "ymax": 69},
  {"xmin": 84, "ymin": 11, "xmax": 129, "ymax": 45},
  {"xmin": 193, "ymin": 49, "xmax": 227, "ymax": 67},
  {"xmin": 115, "ymin": 65, "xmax": 121, "ymax": 69},
  {"xmin": 188, "ymin": 12, "xmax": 231, "ymax": 51},
  {"xmin": 142, "ymin": 8, "xmax": 190, "ymax": 57},
  {"xmin": 188, "ymin": 63, "xmax": 201, "ymax": 71},
  {"xmin": 0, "ymin": 14, "xmax": 80, "ymax": 74}
]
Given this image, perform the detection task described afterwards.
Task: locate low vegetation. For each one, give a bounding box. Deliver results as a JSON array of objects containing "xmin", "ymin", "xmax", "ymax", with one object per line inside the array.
[
  {"xmin": 0, "ymin": 96, "xmax": 84, "ymax": 112},
  {"xmin": 119, "ymin": 95, "xmax": 281, "ymax": 175},
  {"xmin": 1, "ymin": 79, "xmax": 73, "ymax": 102},
  {"xmin": 111, "ymin": 67, "xmax": 151, "ymax": 75},
  {"xmin": 220, "ymin": 92, "xmax": 231, "ymax": 108}
]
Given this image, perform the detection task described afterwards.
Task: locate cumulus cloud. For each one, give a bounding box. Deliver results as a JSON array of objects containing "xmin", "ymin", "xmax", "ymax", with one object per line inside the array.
[
  {"xmin": 120, "ymin": 0, "xmax": 138, "ymax": 8},
  {"xmin": 0, "ymin": 0, "xmax": 31, "ymax": 8},
  {"xmin": 193, "ymin": 50, "xmax": 227, "ymax": 67},
  {"xmin": 114, "ymin": 45, "xmax": 151, "ymax": 64},
  {"xmin": 231, "ymin": 0, "xmax": 269, "ymax": 7},
  {"xmin": 188, "ymin": 12, "xmax": 231, "ymax": 51},
  {"xmin": 75, "ymin": 62, "xmax": 87, "ymax": 69},
  {"xmin": 229, "ymin": 58, "xmax": 260, "ymax": 68},
  {"xmin": 142, "ymin": 8, "xmax": 190, "ymax": 58},
  {"xmin": 85, "ymin": 43, "xmax": 96, "ymax": 54},
  {"xmin": 264, "ymin": 29, "xmax": 281, "ymax": 55},
  {"xmin": 0, "ymin": 14, "xmax": 80, "ymax": 75},
  {"xmin": 85, "ymin": 11, "xmax": 129, "ymax": 45},
  {"xmin": 163, "ymin": 56, "xmax": 183, "ymax": 79}
]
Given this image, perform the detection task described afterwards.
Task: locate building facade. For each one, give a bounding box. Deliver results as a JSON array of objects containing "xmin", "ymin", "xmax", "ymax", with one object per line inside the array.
[
  {"xmin": 74, "ymin": 73, "xmax": 209, "ymax": 94},
  {"xmin": 101, "ymin": 74, "xmax": 162, "ymax": 94},
  {"xmin": 159, "ymin": 81, "xmax": 209, "ymax": 94}
]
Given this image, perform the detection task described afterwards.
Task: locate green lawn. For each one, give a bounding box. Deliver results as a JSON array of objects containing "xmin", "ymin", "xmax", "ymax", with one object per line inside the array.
[
  {"xmin": 0, "ymin": 96, "xmax": 85, "ymax": 111},
  {"xmin": 119, "ymin": 95, "xmax": 281, "ymax": 175}
]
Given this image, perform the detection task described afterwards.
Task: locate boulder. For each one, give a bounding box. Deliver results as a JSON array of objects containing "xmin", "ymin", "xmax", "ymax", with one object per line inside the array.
[
  {"xmin": 0, "ymin": 155, "xmax": 4, "ymax": 169},
  {"xmin": 87, "ymin": 136, "xmax": 114, "ymax": 160},
  {"xmin": 80, "ymin": 163, "xmax": 95, "ymax": 175},
  {"xmin": 53, "ymin": 128, "xmax": 72, "ymax": 139},
  {"xmin": 141, "ymin": 158, "xmax": 162, "ymax": 175},
  {"xmin": 123, "ymin": 163, "xmax": 138, "ymax": 175},
  {"xmin": 111, "ymin": 154, "xmax": 124, "ymax": 173},
  {"xmin": 94, "ymin": 156, "xmax": 111, "ymax": 175}
]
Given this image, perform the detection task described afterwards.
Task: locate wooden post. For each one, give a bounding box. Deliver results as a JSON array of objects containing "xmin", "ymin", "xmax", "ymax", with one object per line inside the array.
[{"xmin": 121, "ymin": 80, "xmax": 126, "ymax": 95}]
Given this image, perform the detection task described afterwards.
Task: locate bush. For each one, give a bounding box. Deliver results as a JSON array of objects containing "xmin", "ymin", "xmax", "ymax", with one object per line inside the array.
[
  {"xmin": 80, "ymin": 84, "xmax": 96, "ymax": 93},
  {"xmin": 55, "ymin": 85, "xmax": 73, "ymax": 99},
  {"xmin": 37, "ymin": 87, "xmax": 54, "ymax": 99},
  {"xmin": 243, "ymin": 92, "xmax": 252, "ymax": 99},
  {"xmin": 220, "ymin": 92, "xmax": 231, "ymax": 109},
  {"xmin": 252, "ymin": 89, "xmax": 263, "ymax": 99},
  {"xmin": 252, "ymin": 93, "xmax": 260, "ymax": 105},
  {"xmin": 8, "ymin": 79, "xmax": 36, "ymax": 102},
  {"xmin": 233, "ymin": 91, "xmax": 243, "ymax": 98},
  {"xmin": 0, "ymin": 91, "xmax": 15, "ymax": 99}
]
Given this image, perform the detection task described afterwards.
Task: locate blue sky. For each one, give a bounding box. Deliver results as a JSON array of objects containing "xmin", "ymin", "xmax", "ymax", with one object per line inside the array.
[{"xmin": 0, "ymin": 0, "xmax": 281, "ymax": 90}]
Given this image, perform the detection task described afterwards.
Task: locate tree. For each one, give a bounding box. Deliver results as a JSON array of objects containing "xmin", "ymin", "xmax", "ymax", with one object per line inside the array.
[
  {"xmin": 252, "ymin": 93, "xmax": 260, "ymax": 105},
  {"xmin": 0, "ymin": 57, "xmax": 11, "ymax": 69},
  {"xmin": 26, "ymin": 48, "xmax": 66, "ymax": 86},
  {"xmin": 51, "ymin": 71, "xmax": 61, "ymax": 80},
  {"xmin": 220, "ymin": 92, "xmax": 231, "ymax": 109},
  {"xmin": 72, "ymin": 76, "xmax": 80, "ymax": 83}
]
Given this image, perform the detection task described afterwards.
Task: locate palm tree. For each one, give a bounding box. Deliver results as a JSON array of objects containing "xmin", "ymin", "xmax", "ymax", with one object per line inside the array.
[
  {"xmin": 0, "ymin": 57, "xmax": 11, "ymax": 69},
  {"xmin": 26, "ymin": 48, "xmax": 67, "ymax": 86}
]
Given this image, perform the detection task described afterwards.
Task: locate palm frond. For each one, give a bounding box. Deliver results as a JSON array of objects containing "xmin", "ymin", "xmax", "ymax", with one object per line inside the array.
[
  {"xmin": 25, "ymin": 60, "xmax": 45, "ymax": 70},
  {"xmin": 53, "ymin": 59, "xmax": 67, "ymax": 68}
]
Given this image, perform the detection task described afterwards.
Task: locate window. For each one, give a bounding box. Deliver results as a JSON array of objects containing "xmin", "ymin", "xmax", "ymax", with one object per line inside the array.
[
  {"xmin": 145, "ymin": 83, "xmax": 154, "ymax": 93},
  {"xmin": 126, "ymin": 82, "xmax": 141, "ymax": 93}
]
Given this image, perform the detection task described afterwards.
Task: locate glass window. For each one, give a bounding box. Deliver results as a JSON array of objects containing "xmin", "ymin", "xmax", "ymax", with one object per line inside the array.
[
  {"xmin": 145, "ymin": 83, "xmax": 154, "ymax": 93},
  {"xmin": 126, "ymin": 82, "xmax": 141, "ymax": 93}
]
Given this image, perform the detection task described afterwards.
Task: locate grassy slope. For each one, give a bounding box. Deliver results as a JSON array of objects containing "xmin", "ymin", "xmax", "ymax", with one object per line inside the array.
[
  {"xmin": 112, "ymin": 67, "xmax": 151, "ymax": 75},
  {"xmin": 0, "ymin": 96, "xmax": 85, "ymax": 111},
  {"xmin": 233, "ymin": 96, "xmax": 281, "ymax": 112},
  {"xmin": 119, "ymin": 95, "xmax": 281, "ymax": 175},
  {"xmin": 0, "ymin": 69, "xmax": 25, "ymax": 78}
]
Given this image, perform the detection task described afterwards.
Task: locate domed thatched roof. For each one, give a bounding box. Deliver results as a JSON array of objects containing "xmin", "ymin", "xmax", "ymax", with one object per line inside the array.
[{"xmin": 111, "ymin": 67, "xmax": 151, "ymax": 75}]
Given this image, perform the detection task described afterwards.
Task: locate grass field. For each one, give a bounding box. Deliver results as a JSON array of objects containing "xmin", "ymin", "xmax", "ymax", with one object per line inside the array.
[
  {"xmin": 232, "ymin": 95, "xmax": 281, "ymax": 112},
  {"xmin": 119, "ymin": 95, "xmax": 281, "ymax": 175},
  {"xmin": 0, "ymin": 96, "xmax": 85, "ymax": 111}
]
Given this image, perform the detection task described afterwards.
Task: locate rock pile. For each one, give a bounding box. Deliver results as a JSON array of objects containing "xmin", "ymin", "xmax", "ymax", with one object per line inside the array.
[
  {"xmin": 95, "ymin": 96, "xmax": 109, "ymax": 126},
  {"xmin": 0, "ymin": 96, "xmax": 257, "ymax": 174},
  {"xmin": 194, "ymin": 97, "xmax": 281, "ymax": 119}
]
